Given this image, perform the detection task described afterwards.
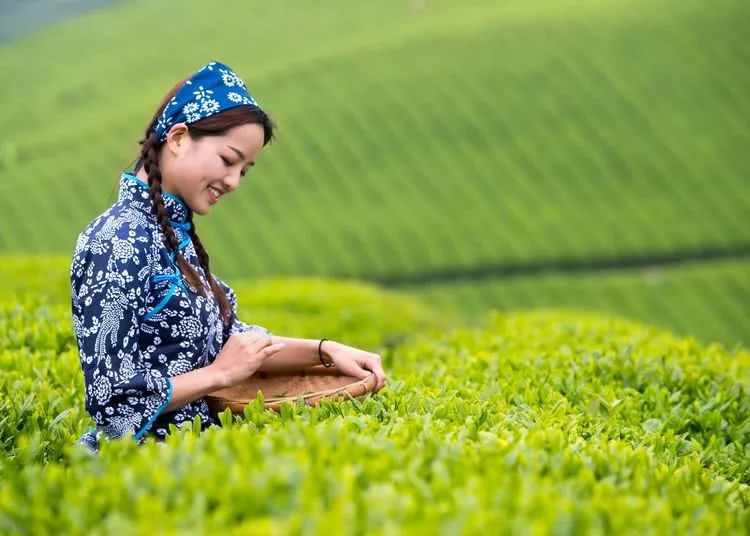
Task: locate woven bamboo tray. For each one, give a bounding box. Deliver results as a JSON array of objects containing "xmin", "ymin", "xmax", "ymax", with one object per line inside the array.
[{"xmin": 205, "ymin": 364, "xmax": 378, "ymax": 415}]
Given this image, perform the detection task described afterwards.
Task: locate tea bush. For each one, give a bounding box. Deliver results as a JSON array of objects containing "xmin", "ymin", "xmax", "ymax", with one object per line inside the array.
[
  {"xmin": 1, "ymin": 291, "xmax": 747, "ymax": 534},
  {"xmin": 0, "ymin": 278, "xmax": 452, "ymax": 464}
]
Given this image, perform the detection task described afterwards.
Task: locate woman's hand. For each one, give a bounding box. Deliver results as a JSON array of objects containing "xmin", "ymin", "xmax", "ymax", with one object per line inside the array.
[
  {"xmin": 323, "ymin": 341, "xmax": 388, "ymax": 393},
  {"xmin": 210, "ymin": 332, "xmax": 286, "ymax": 388}
]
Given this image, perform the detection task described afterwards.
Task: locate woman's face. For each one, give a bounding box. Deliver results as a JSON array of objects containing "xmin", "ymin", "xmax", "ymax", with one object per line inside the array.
[{"xmin": 157, "ymin": 122, "xmax": 266, "ymax": 216}]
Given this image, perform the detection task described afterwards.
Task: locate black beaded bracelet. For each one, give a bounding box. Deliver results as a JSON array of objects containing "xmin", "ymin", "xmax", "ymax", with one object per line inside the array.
[{"xmin": 318, "ymin": 338, "xmax": 333, "ymax": 367}]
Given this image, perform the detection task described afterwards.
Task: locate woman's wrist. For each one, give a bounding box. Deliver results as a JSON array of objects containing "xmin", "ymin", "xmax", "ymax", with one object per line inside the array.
[
  {"xmin": 320, "ymin": 339, "xmax": 338, "ymax": 360},
  {"xmin": 204, "ymin": 363, "xmax": 230, "ymax": 390},
  {"xmin": 164, "ymin": 364, "xmax": 229, "ymax": 414},
  {"xmin": 317, "ymin": 339, "xmax": 333, "ymax": 367}
]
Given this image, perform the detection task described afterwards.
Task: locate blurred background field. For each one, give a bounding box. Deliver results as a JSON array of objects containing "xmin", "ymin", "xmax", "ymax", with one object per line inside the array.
[{"xmin": 0, "ymin": 0, "xmax": 747, "ymax": 348}]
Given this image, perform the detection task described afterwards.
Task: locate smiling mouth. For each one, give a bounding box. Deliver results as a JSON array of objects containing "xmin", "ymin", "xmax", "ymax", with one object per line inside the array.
[{"xmin": 207, "ymin": 186, "xmax": 222, "ymax": 203}]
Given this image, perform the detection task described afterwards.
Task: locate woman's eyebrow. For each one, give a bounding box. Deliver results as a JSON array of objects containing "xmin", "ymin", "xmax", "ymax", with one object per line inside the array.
[{"xmin": 227, "ymin": 145, "xmax": 255, "ymax": 166}]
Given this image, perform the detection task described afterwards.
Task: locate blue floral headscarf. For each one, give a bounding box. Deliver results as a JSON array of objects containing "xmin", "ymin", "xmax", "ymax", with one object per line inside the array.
[{"xmin": 153, "ymin": 60, "xmax": 263, "ymax": 142}]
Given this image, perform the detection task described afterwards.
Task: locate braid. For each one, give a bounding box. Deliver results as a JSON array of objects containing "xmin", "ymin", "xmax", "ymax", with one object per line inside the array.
[
  {"xmin": 187, "ymin": 210, "xmax": 232, "ymax": 325},
  {"xmin": 137, "ymin": 129, "xmax": 207, "ymax": 298}
]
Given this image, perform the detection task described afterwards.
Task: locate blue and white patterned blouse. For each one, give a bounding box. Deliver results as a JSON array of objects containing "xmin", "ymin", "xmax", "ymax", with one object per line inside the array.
[{"xmin": 71, "ymin": 171, "xmax": 272, "ymax": 453}]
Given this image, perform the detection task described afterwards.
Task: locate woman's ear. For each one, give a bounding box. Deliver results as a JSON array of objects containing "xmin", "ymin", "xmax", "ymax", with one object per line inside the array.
[{"xmin": 165, "ymin": 123, "xmax": 190, "ymax": 155}]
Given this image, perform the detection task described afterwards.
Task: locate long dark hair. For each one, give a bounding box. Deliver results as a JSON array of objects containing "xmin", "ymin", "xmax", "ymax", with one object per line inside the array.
[{"xmin": 133, "ymin": 76, "xmax": 276, "ymax": 325}]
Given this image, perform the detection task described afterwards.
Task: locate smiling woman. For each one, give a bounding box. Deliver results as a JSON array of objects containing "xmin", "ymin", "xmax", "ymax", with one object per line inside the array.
[
  {"xmin": 71, "ymin": 61, "xmax": 278, "ymax": 452},
  {"xmin": 131, "ymin": 63, "xmax": 276, "ymax": 321},
  {"xmin": 71, "ymin": 60, "xmax": 387, "ymax": 454},
  {"xmin": 135, "ymin": 121, "xmax": 263, "ymax": 212}
]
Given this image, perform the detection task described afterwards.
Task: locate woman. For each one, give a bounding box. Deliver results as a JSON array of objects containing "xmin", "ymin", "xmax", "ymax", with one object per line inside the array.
[{"xmin": 70, "ymin": 60, "xmax": 387, "ymax": 453}]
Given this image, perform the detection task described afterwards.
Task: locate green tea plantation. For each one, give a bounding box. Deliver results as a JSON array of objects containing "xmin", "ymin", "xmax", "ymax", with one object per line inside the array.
[
  {"xmin": 1, "ymin": 0, "xmax": 748, "ymax": 533},
  {"xmin": 1, "ymin": 273, "xmax": 748, "ymax": 534}
]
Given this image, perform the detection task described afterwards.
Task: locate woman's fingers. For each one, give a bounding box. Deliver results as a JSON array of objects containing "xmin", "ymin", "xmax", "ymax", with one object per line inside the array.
[
  {"xmin": 238, "ymin": 333, "xmax": 277, "ymax": 356},
  {"xmin": 365, "ymin": 355, "xmax": 387, "ymax": 392},
  {"xmin": 250, "ymin": 334, "xmax": 275, "ymax": 352},
  {"xmin": 262, "ymin": 343, "xmax": 286, "ymax": 357}
]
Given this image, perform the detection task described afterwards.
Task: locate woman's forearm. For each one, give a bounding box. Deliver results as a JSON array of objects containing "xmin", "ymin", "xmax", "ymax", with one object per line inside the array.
[
  {"xmin": 163, "ymin": 365, "xmax": 227, "ymax": 414},
  {"xmin": 260, "ymin": 336, "xmax": 337, "ymax": 372},
  {"xmin": 162, "ymin": 337, "xmax": 335, "ymax": 414}
]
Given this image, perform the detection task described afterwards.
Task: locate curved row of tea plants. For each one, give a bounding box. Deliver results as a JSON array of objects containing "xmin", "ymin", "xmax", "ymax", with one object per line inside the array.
[{"xmin": 0, "ymin": 0, "xmax": 747, "ymax": 281}]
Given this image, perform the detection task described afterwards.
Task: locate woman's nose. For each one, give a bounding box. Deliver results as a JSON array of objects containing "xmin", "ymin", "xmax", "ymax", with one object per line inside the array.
[{"xmin": 223, "ymin": 173, "xmax": 241, "ymax": 192}]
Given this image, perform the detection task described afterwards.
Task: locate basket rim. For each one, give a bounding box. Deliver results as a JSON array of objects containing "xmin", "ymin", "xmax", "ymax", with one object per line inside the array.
[{"xmin": 205, "ymin": 371, "xmax": 375, "ymax": 404}]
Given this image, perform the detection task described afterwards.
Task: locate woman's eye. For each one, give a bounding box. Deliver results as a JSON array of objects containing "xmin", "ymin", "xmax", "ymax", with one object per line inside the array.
[{"xmin": 221, "ymin": 155, "xmax": 247, "ymax": 176}]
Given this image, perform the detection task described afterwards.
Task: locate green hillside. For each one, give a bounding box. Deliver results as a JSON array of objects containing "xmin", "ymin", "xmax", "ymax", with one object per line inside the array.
[
  {"xmin": 1, "ymin": 293, "xmax": 748, "ymax": 533},
  {"xmin": 0, "ymin": 0, "xmax": 746, "ymax": 278}
]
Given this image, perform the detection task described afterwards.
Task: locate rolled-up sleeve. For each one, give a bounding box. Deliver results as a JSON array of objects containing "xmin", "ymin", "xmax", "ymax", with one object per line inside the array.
[
  {"xmin": 70, "ymin": 223, "xmax": 173, "ymax": 442},
  {"xmin": 214, "ymin": 276, "xmax": 273, "ymax": 342}
]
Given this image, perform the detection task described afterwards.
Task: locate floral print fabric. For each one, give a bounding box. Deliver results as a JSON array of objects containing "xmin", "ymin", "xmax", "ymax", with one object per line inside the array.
[{"xmin": 71, "ymin": 172, "xmax": 271, "ymax": 453}]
